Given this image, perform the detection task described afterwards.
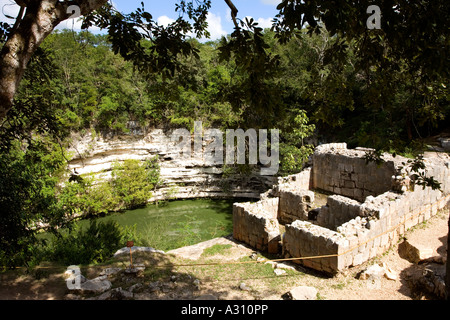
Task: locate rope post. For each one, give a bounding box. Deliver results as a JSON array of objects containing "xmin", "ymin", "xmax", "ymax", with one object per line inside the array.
[{"xmin": 126, "ymin": 241, "xmax": 134, "ymax": 269}]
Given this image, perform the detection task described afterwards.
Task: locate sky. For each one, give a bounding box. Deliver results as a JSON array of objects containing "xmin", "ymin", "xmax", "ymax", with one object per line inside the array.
[{"xmin": 0, "ymin": 0, "xmax": 281, "ymax": 40}]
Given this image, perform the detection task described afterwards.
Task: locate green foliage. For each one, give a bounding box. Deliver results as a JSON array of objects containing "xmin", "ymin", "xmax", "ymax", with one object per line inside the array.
[
  {"xmin": 2, "ymin": 1, "xmax": 449, "ymax": 269},
  {"xmin": 273, "ymin": 0, "xmax": 449, "ymax": 80},
  {"xmin": 279, "ymin": 110, "xmax": 316, "ymax": 175},
  {"xmin": 145, "ymin": 156, "xmax": 162, "ymax": 188},
  {"xmin": 47, "ymin": 220, "xmax": 126, "ymax": 265},
  {"xmin": 272, "ymin": 2, "xmax": 449, "ymax": 152},
  {"xmin": 365, "ymin": 152, "xmax": 442, "ymax": 191},
  {"xmin": 83, "ymin": 1, "xmax": 211, "ymax": 79},
  {"xmin": 32, "ymin": 27, "xmax": 448, "ymax": 160},
  {"xmin": 218, "ymin": 18, "xmax": 283, "ymax": 128},
  {"xmin": 201, "ymin": 244, "xmax": 233, "ymax": 257},
  {"xmin": 60, "ymin": 157, "xmax": 161, "ymax": 217},
  {"xmin": 403, "ymin": 156, "xmax": 442, "ymax": 191},
  {"xmin": 279, "ymin": 144, "xmax": 314, "ymax": 176},
  {"xmin": 0, "ymin": 139, "xmax": 67, "ymax": 269},
  {"xmin": 111, "ymin": 159, "xmax": 158, "ymax": 209},
  {"xmin": 58, "ymin": 176, "xmax": 119, "ymax": 217}
]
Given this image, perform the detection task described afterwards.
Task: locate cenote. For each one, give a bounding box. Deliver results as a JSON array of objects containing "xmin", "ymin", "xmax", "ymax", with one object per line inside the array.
[{"xmin": 70, "ymin": 198, "xmax": 247, "ymax": 252}]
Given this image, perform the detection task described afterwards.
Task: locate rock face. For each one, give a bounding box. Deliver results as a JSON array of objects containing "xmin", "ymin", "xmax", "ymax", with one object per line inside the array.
[{"xmin": 67, "ymin": 128, "xmax": 276, "ymax": 201}]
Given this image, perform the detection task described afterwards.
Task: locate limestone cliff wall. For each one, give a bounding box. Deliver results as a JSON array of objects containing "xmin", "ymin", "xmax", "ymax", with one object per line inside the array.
[{"xmin": 67, "ymin": 128, "xmax": 276, "ymax": 202}]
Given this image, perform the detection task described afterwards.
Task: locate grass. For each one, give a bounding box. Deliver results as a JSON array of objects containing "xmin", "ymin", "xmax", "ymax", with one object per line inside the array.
[
  {"xmin": 331, "ymin": 282, "xmax": 346, "ymax": 290},
  {"xmin": 201, "ymin": 244, "xmax": 233, "ymax": 257},
  {"xmin": 170, "ymin": 251, "xmax": 306, "ymax": 296},
  {"xmin": 47, "ymin": 198, "xmax": 241, "ymax": 252},
  {"xmin": 4, "ymin": 200, "xmax": 447, "ymax": 300}
]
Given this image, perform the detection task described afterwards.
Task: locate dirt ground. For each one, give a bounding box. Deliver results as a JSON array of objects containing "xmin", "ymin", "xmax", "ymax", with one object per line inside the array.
[
  {"xmin": 0, "ymin": 209, "xmax": 448, "ymax": 301},
  {"xmin": 168, "ymin": 208, "xmax": 448, "ymax": 301}
]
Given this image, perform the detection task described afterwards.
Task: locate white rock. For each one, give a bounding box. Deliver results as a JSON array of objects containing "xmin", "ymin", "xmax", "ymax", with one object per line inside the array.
[
  {"xmin": 384, "ymin": 268, "xmax": 398, "ymax": 281},
  {"xmin": 276, "ymin": 262, "xmax": 296, "ymax": 271},
  {"xmin": 288, "ymin": 286, "xmax": 318, "ymax": 300},
  {"xmin": 274, "ymin": 269, "xmax": 286, "ymax": 276},
  {"xmin": 359, "ymin": 264, "xmax": 385, "ymax": 280},
  {"xmin": 100, "ymin": 267, "xmax": 122, "ymax": 276},
  {"xmin": 381, "ymin": 263, "xmax": 398, "ymax": 281},
  {"xmin": 80, "ymin": 276, "xmax": 112, "ymax": 294},
  {"xmin": 239, "ymin": 283, "xmax": 251, "ymax": 291},
  {"xmin": 113, "ymin": 247, "xmax": 165, "ymax": 257}
]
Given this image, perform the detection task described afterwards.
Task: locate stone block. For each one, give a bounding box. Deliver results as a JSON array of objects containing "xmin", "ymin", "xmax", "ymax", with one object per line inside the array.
[
  {"xmin": 268, "ymin": 233, "xmax": 281, "ymax": 254},
  {"xmin": 341, "ymin": 187, "xmax": 355, "ymax": 198},
  {"xmin": 352, "ymin": 253, "xmax": 364, "ymax": 266},
  {"xmin": 302, "ymin": 258, "xmax": 321, "ymax": 271},
  {"xmin": 343, "ymin": 179, "xmax": 356, "ymax": 189},
  {"xmin": 369, "ymin": 246, "xmax": 378, "ymax": 259},
  {"xmin": 336, "ymin": 254, "xmax": 350, "ymax": 271},
  {"xmin": 398, "ymin": 240, "xmax": 434, "ymax": 264}
]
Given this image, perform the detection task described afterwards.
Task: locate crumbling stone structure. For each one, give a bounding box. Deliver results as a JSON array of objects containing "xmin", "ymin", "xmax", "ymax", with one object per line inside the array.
[
  {"xmin": 233, "ymin": 198, "xmax": 280, "ymax": 253},
  {"xmin": 233, "ymin": 143, "xmax": 450, "ymax": 274}
]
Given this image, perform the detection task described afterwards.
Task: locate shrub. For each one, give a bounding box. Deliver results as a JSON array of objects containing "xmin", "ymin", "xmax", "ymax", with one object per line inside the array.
[
  {"xmin": 48, "ymin": 220, "xmax": 126, "ymax": 265},
  {"xmin": 111, "ymin": 159, "xmax": 157, "ymax": 209},
  {"xmin": 59, "ymin": 176, "xmax": 120, "ymax": 217},
  {"xmin": 59, "ymin": 156, "xmax": 160, "ymax": 217}
]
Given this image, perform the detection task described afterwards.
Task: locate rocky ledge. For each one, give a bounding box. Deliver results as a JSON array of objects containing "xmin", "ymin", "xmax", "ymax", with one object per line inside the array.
[{"xmin": 67, "ymin": 128, "xmax": 276, "ymax": 202}]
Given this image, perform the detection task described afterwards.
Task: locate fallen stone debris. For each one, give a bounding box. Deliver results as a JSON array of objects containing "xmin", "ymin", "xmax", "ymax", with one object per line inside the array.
[
  {"xmin": 358, "ymin": 263, "xmax": 398, "ymax": 281},
  {"xmin": 398, "ymin": 239, "xmax": 447, "ymax": 299}
]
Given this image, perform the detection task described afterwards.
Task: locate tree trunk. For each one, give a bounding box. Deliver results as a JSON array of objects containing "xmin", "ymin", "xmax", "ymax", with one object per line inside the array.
[
  {"xmin": 0, "ymin": 0, "xmax": 107, "ymax": 120},
  {"xmin": 447, "ymin": 209, "xmax": 450, "ymax": 300}
]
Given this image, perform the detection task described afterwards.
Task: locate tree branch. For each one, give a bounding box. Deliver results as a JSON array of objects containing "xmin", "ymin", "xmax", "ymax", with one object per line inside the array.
[
  {"xmin": 224, "ymin": 0, "xmax": 239, "ymax": 29},
  {"xmin": 11, "ymin": 4, "xmax": 25, "ymax": 33},
  {"xmin": 0, "ymin": 0, "xmax": 108, "ymax": 120}
]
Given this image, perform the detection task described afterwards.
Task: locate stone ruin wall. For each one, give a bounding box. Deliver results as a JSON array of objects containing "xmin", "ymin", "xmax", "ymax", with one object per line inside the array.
[
  {"xmin": 312, "ymin": 143, "xmax": 402, "ymax": 202},
  {"xmin": 232, "ymin": 143, "xmax": 450, "ymax": 275},
  {"xmin": 233, "ymin": 198, "xmax": 280, "ymax": 253}
]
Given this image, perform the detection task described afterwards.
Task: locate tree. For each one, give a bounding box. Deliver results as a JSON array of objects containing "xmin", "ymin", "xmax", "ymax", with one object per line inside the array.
[
  {"xmin": 111, "ymin": 159, "xmax": 158, "ymax": 209},
  {"xmin": 0, "ymin": 0, "xmax": 214, "ymax": 119},
  {"xmin": 447, "ymin": 212, "xmax": 450, "ymax": 300},
  {"xmin": 0, "ymin": 0, "xmax": 108, "ymax": 119},
  {"xmin": 273, "ymin": 1, "xmax": 449, "ymax": 75},
  {"xmin": 1, "ymin": 0, "xmax": 448, "ymax": 271},
  {"xmin": 279, "ymin": 109, "xmax": 315, "ymax": 175},
  {"xmin": 273, "ymin": 1, "xmax": 449, "ymax": 142},
  {"xmin": 0, "ymin": 138, "xmax": 68, "ymax": 268},
  {"xmin": 273, "ymin": 1, "xmax": 449, "ymax": 295}
]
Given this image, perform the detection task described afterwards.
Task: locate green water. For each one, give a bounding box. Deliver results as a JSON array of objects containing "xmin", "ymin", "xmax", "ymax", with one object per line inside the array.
[{"xmin": 72, "ymin": 198, "xmax": 242, "ymax": 252}]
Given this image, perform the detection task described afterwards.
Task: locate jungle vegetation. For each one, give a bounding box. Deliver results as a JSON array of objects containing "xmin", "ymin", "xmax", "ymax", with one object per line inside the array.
[{"xmin": 0, "ymin": 0, "xmax": 448, "ymax": 268}]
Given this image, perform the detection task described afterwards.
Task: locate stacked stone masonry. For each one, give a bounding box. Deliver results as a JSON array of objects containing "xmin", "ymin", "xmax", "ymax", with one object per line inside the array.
[{"xmin": 233, "ymin": 143, "xmax": 450, "ymax": 274}]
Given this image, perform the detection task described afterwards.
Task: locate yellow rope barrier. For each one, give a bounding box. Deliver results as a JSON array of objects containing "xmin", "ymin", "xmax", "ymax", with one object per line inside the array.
[
  {"xmin": 5, "ymin": 194, "xmax": 450, "ymax": 271},
  {"xmin": 163, "ymin": 193, "xmax": 450, "ymax": 268}
]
